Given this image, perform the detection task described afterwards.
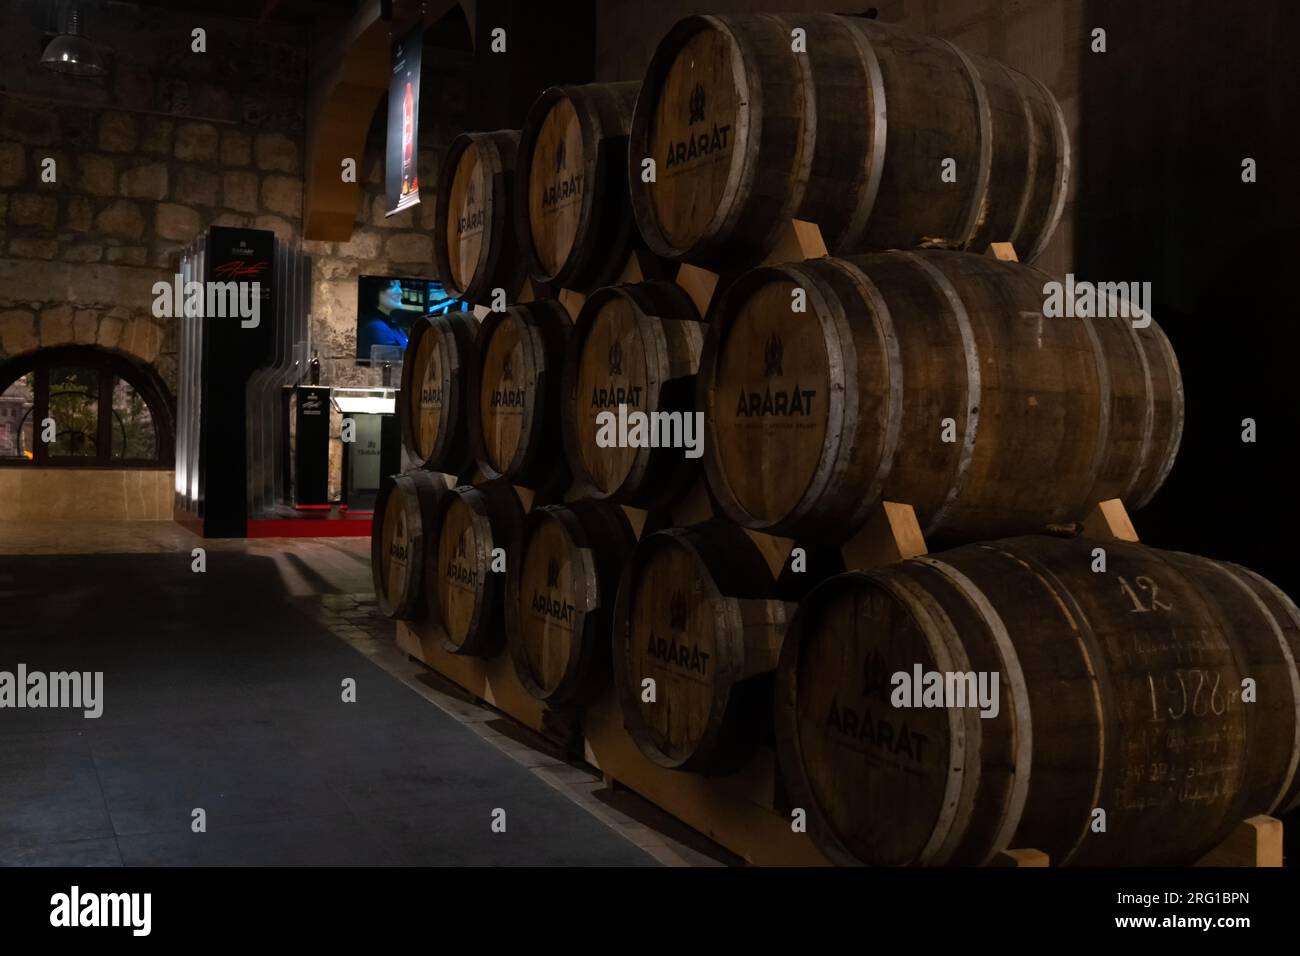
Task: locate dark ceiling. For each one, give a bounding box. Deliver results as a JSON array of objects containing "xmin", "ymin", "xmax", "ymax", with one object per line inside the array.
[{"xmin": 122, "ymin": 0, "xmax": 360, "ymax": 25}]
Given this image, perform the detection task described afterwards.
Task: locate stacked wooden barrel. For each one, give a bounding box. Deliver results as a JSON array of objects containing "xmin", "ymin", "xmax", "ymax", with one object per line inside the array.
[
  {"xmin": 399, "ymin": 310, "xmax": 479, "ymax": 474},
  {"xmin": 428, "ymin": 480, "xmax": 525, "ymax": 656},
  {"xmin": 367, "ymin": 9, "xmax": 1298, "ymax": 868},
  {"xmin": 506, "ymin": 500, "xmax": 637, "ymax": 705},
  {"xmin": 516, "ymin": 82, "xmax": 643, "ymax": 292},
  {"xmin": 698, "ymin": 250, "xmax": 1184, "ymax": 542},
  {"xmin": 471, "ymin": 299, "xmax": 572, "ymax": 491},
  {"xmin": 562, "ymin": 280, "xmax": 704, "ymax": 508},
  {"xmin": 433, "ymin": 130, "xmax": 530, "ymax": 304},
  {"xmin": 776, "ymin": 537, "xmax": 1300, "ymax": 866},
  {"xmin": 628, "ymin": 13, "xmax": 1069, "ymax": 271}
]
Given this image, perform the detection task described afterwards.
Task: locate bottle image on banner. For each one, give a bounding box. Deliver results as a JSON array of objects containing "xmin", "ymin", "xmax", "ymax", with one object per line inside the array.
[
  {"xmin": 385, "ymin": 24, "xmax": 422, "ymax": 216},
  {"xmin": 401, "ymin": 79, "xmax": 416, "ymax": 198}
]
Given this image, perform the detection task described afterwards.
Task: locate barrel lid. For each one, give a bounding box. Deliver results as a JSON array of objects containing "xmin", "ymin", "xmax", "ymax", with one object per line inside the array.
[
  {"xmin": 781, "ymin": 572, "xmax": 958, "ymax": 866},
  {"xmin": 374, "ymin": 474, "xmax": 415, "ymax": 616},
  {"xmin": 574, "ymin": 292, "xmax": 651, "ymax": 495},
  {"xmin": 708, "ymin": 273, "xmax": 831, "ymax": 525},
  {"xmin": 434, "ymin": 492, "xmax": 487, "ymax": 649},
  {"xmin": 526, "ymin": 92, "xmax": 586, "ymax": 278},
  {"xmin": 446, "ymin": 138, "xmax": 486, "ymax": 293},
  {"xmin": 478, "ymin": 311, "xmax": 531, "ymax": 476},
  {"xmin": 513, "ymin": 510, "xmax": 584, "ymax": 698},
  {"xmin": 618, "ymin": 530, "xmax": 731, "ymax": 768},
  {"xmin": 640, "ymin": 18, "xmax": 748, "ymax": 254}
]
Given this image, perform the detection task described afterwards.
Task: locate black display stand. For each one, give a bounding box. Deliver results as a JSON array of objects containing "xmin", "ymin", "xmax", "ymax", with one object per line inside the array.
[
  {"xmin": 174, "ymin": 227, "xmax": 275, "ymax": 537},
  {"xmin": 292, "ymin": 385, "xmax": 332, "ymax": 508}
]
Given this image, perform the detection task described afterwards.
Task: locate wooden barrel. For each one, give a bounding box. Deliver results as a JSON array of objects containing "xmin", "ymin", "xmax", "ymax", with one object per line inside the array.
[
  {"xmin": 399, "ymin": 310, "xmax": 479, "ymax": 473},
  {"xmin": 777, "ymin": 536, "xmax": 1300, "ymax": 867},
  {"xmin": 370, "ymin": 470, "xmax": 449, "ymax": 620},
  {"xmin": 428, "ymin": 480, "xmax": 525, "ymax": 656},
  {"xmin": 628, "ymin": 13, "xmax": 1069, "ymax": 272},
  {"xmin": 516, "ymin": 82, "xmax": 642, "ymax": 292},
  {"xmin": 472, "ymin": 299, "xmax": 572, "ymax": 489},
  {"xmin": 505, "ymin": 500, "xmax": 636, "ymax": 705},
  {"xmin": 612, "ymin": 520, "xmax": 793, "ymax": 773},
  {"xmin": 433, "ymin": 130, "xmax": 528, "ymax": 305},
  {"xmin": 562, "ymin": 281, "xmax": 704, "ymax": 508},
  {"xmin": 700, "ymin": 250, "xmax": 1184, "ymax": 543}
]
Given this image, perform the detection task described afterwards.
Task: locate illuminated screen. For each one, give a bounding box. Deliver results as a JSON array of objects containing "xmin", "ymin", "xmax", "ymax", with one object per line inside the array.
[{"xmin": 355, "ymin": 275, "xmax": 468, "ymax": 365}]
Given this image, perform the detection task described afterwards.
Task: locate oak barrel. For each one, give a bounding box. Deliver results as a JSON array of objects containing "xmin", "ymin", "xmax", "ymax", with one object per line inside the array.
[
  {"xmin": 371, "ymin": 470, "xmax": 449, "ymax": 620},
  {"xmin": 472, "ymin": 298, "xmax": 572, "ymax": 489},
  {"xmin": 612, "ymin": 520, "xmax": 793, "ymax": 773},
  {"xmin": 506, "ymin": 500, "xmax": 637, "ymax": 705},
  {"xmin": 628, "ymin": 13, "xmax": 1069, "ymax": 271},
  {"xmin": 516, "ymin": 82, "xmax": 642, "ymax": 291},
  {"xmin": 777, "ymin": 536, "xmax": 1300, "ymax": 866},
  {"xmin": 700, "ymin": 250, "xmax": 1183, "ymax": 543},
  {"xmin": 433, "ymin": 130, "xmax": 528, "ymax": 304},
  {"xmin": 399, "ymin": 310, "xmax": 479, "ymax": 473},
  {"xmin": 428, "ymin": 479, "xmax": 526, "ymax": 656},
  {"xmin": 562, "ymin": 280, "xmax": 704, "ymax": 508}
]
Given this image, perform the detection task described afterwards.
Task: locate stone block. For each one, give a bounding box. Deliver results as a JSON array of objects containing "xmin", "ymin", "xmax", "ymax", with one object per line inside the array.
[
  {"xmin": 254, "ymin": 133, "xmax": 299, "ymax": 173},
  {"xmin": 96, "ymin": 200, "xmax": 146, "ymax": 240},
  {"xmin": 155, "ymin": 204, "xmax": 201, "ymax": 242},
  {"xmin": 98, "ymin": 111, "xmax": 139, "ymax": 153},
  {"xmin": 174, "ymin": 122, "xmax": 219, "ymax": 163},
  {"xmin": 120, "ymin": 163, "xmax": 170, "ymax": 201}
]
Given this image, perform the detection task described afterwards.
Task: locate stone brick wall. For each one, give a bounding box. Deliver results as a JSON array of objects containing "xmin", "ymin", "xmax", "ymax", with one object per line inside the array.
[
  {"xmin": 0, "ymin": 0, "xmax": 469, "ymax": 501},
  {"xmin": 0, "ymin": 0, "xmax": 469, "ymax": 398}
]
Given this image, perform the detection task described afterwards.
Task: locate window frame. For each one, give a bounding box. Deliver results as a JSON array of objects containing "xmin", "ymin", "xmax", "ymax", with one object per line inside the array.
[{"xmin": 0, "ymin": 346, "xmax": 175, "ymax": 470}]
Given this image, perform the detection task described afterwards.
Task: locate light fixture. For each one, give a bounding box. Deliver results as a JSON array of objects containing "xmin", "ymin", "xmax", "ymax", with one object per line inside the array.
[{"xmin": 40, "ymin": 7, "xmax": 106, "ymax": 77}]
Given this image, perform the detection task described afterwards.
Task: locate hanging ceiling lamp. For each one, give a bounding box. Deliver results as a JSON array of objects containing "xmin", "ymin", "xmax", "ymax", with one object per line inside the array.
[{"xmin": 40, "ymin": 6, "xmax": 106, "ymax": 77}]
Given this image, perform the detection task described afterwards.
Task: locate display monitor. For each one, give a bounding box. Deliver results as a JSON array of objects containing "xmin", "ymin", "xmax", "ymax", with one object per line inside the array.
[{"xmin": 354, "ymin": 275, "xmax": 467, "ymax": 365}]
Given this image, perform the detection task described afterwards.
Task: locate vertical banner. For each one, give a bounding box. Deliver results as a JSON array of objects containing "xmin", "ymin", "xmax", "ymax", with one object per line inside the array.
[{"xmin": 386, "ymin": 24, "xmax": 423, "ymax": 216}]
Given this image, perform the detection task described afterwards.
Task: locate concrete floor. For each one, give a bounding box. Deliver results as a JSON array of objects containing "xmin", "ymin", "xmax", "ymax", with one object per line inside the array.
[{"xmin": 0, "ymin": 520, "xmax": 708, "ymax": 867}]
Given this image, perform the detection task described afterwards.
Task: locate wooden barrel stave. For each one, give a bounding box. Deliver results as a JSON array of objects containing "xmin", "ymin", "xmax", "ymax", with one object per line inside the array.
[
  {"xmin": 699, "ymin": 250, "xmax": 1184, "ymax": 543},
  {"xmin": 776, "ymin": 536, "xmax": 1300, "ymax": 866},
  {"xmin": 472, "ymin": 299, "xmax": 572, "ymax": 490},
  {"xmin": 371, "ymin": 470, "xmax": 449, "ymax": 620},
  {"xmin": 506, "ymin": 499, "xmax": 636, "ymax": 705},
  {"xmin": 433, "ymin": 130, "xmax": 528, "ymax": 305},
  {"xmin": 399, "ymin": 310, "xmax": 479, "ymax": 474},
  {"xmin": 563, "ymin": 280, "xmax": 704, "ymax": 508},
  {"xmin": 517, "ymin": 82, "xmax": 642, "ymax": 291},
  {"xmin": 429, "ymin": 479, "xmax": 525, "ymax": 656},
  {"xmin": 628, "ymin": 13, "xmax": 1068, "ymax": 271}
]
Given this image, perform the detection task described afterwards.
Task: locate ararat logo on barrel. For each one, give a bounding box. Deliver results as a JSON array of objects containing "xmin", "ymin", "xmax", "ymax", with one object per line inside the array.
[
  {"xmin": 669, "ymin": 591, "xmax": 688, "ymax": 632},
  {"xmin": 420, "ymin": 379, "xmax": 442, "ymax": 407},
  {"xmin": 491, "ymin": 349, "xmax": 527, "ymax": 408},
  {"xmin": 531, "ymin": 556, "xmax": 575, "ymax": 625},
  {"xmin": 540, "ymin": 136, "xmax": 583, "ymax": 212},
  {"xmin": 733, "ymin": 335, "xmax": 816, "ymax": 419},
  {"xmin": 688, "ymin": 84, "xmax": 706, "ymax": 124},
  {"xmin": 764, "ymin": 334, "xmax": 783, "ymax": 377},
  {"xmin": 457, "ymin": 179, "xmax": 484, "ymax": 237},
  {"xmin": 608, "ymin": 340, "xmax": 623, "ymax": 376},
  {"xmin": 664, "ymin": 82, "xmax": 732, "ymax": 172},
  {"xmin": 825, "ymin": 695, "xmax": 929, "ymax": 762},
  {"xmin": 389, "ymin": 513, "xmax": 408, "ymax": 563},
  {"xmin": 645, "ymin": 631, "xmax": 710, "ymax": 676},
  {"xmin": 446, "ymin": 530, "xmax": 478, "ymax": 588}
]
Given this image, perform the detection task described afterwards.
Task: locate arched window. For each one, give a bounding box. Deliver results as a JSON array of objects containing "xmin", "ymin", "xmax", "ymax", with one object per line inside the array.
[{"xmin": 0, "ymin": 347, "xmax": 174, "ymax": 468}]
